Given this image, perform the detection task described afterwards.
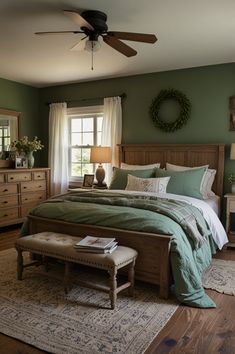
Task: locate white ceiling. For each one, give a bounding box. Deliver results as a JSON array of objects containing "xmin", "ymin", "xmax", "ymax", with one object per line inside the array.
[{"xmin": 0, "ymin": 0, "xmax": 235, "ymax": 88}]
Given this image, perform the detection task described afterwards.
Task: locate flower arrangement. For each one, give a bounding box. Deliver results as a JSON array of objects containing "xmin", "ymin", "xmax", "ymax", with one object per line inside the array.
[
  {"xmin": 11, "ymin": 136, "xmax": 44, "ymax": 154},
  {"xmin": 228, "ymin": 174, "xmax": 235, "ymax": 184}
]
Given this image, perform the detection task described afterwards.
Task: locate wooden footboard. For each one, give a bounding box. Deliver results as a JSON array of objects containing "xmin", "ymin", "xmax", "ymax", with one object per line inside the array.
[{"xmin": 28, "ymin": 215, "xmax": 172, "ymax": 299}]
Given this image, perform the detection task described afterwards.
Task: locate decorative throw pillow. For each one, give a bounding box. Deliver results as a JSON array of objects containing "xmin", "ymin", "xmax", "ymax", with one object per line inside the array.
[
  {"xmin": 155, "ymin": 167, "xmax": 208, "ymax": 199},
  {"xmin": 166, "ymin": 162, "xmax": 216, "ymax": 198},
  {"xmin": 125, "ymin": 175, "xmax": 170, "ymax": 193},
  {"xmin": 109, "ymin": 167, "xmax": 156, "ymax": 190},
  {"xmin": 121, "ymin": 162, "xmax": 160, "ymax": 170}
]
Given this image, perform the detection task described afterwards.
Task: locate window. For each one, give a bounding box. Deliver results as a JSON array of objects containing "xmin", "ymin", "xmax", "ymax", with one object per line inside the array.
[
  {"xmin": 0, "ymin": 120, "xmax": 10, "ymax": 152},
  {"xmin": 67, "ymin": 106, "xmax": 103, "ymax": 181}
]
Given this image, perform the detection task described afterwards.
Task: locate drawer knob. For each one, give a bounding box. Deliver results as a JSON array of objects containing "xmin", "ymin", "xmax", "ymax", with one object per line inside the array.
[
  {"xmin": 3, "ymin": 201, "xmax": 8, "ymax": 204},
  {"xmin": 25, "ymin": 198, "xmax": 28, "ymax": 201},
  {"xmin": 10, "ymin": 177, "xmax": 14, "ymax": 180},
  {"xmin": 37, "ymin": 175, "xmax": 41, "ymax": 178},
  {"xmin": 3, "ymin": 189, "xmax": 8, "ymax": 192},
  {"xmin": 23, "ymin": 186, "xmax": 27, "ymax": 189},
  {"xmin": 3, "ymin": 214, "xmax": 8, "ymax": 217}
]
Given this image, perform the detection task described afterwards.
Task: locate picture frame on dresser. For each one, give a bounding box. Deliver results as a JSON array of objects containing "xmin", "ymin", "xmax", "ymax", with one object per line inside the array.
[{"xmin": 15, "ymin": 156, "xmax": 28, "ymax": 169}]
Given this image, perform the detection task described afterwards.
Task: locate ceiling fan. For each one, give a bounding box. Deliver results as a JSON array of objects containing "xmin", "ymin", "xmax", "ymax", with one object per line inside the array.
[{"xmin": 35, "ymin": 9, "xmax": 158, "ymax": 59}]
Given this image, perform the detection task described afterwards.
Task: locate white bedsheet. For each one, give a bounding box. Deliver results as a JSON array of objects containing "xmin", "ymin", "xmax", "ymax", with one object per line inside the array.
[
  {"xmin": 100, "ymin": 189, "xmax": 228, "ymax": 250},
  {"xmin": 204, "ymin": 195, "xmax": 220, "ymax": 216}
]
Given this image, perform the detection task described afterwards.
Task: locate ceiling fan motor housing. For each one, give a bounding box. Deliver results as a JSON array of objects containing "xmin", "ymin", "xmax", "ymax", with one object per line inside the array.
[{"xmin": 81, "ymin": 10, "xmax": 108, "ymax": 36}]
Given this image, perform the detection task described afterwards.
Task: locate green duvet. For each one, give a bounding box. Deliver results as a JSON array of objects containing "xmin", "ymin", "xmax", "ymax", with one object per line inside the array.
[{"xmin": 23, "ymin": 190, "xmax": 217, "ymax": 308}]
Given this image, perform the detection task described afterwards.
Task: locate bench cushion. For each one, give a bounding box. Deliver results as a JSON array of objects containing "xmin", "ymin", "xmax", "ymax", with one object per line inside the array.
[{"xmin": 16, "ymin": 232, "xmax": 138, "ymax": 270}]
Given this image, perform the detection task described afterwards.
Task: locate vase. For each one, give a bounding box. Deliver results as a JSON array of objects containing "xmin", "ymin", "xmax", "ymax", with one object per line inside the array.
[{"xmin": 27, "ymin": 151, "xmax": 34, "ymax": 169}]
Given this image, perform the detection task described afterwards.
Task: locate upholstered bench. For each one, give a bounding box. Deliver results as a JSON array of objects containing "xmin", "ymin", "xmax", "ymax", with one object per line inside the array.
[{"xmin": 15, "ymin": 232, "xmax": 138, "ymax": 309}]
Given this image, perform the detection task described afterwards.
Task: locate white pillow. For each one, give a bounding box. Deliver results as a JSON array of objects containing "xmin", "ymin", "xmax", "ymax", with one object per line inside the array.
[
  {"xmin": 166, "ymin": 162, "xmax": 216, "ymax": 198},
  {"xmin": 125, "ymin": 174, "xmax": 170, "ymax": 193},
  {"xmin": 121, "ymin": 162, "xmax": 160, "ymax": 170}
]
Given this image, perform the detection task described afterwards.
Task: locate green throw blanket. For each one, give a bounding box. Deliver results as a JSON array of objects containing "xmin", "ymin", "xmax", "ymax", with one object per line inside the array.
[{"xmin": 22, "ymin": 190, "xmax": 217, "ymax": 308}]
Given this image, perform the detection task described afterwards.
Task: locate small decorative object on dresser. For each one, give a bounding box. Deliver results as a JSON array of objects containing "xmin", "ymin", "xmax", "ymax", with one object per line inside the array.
[
  {"xmin": 15, "ymin": 156, "xmax": 28, "ymax": 169},
  {"xmin": 11, "ymin": 136, "xmax": 44, "ymax": 169},
  {"xmin": 224, "ymin": 193, "xmax": 235, "ymax": 247}
]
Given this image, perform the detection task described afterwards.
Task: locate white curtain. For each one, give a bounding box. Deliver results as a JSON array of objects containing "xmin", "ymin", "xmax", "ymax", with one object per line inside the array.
[
  {"xmin": 48, "ymin": 102, "xmax": 68, "ymax": 195},
  {"xmin": 101, "ymin": 96, "xmax": 122, "ymax": 184}
]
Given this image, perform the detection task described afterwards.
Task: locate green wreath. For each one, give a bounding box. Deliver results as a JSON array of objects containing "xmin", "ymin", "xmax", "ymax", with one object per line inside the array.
[{"xmin": 150, "ymin": 89, "xmax": 191, "ymax": 132}]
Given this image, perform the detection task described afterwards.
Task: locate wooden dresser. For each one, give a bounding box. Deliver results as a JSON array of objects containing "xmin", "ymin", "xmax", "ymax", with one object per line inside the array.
[{"xmin": 0, "ymin": 168, "xmax": 50, "ymax": 227}]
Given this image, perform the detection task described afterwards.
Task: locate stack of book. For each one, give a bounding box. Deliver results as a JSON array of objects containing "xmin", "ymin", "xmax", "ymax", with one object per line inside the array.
[{"xmin": 74, "ymin": 236, "xmax": 118, "ymax": 254}]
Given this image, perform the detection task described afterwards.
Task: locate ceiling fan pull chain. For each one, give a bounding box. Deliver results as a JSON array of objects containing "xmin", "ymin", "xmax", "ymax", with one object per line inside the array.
[{"xmin": 91, "ymin": 42, "xmax": 94, "ymax": 70}]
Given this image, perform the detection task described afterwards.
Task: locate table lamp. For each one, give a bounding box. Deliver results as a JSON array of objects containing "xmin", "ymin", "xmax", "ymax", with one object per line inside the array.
[{"xmin": 90, "ymin": 146, "xmax": 111, "ymax": 188}]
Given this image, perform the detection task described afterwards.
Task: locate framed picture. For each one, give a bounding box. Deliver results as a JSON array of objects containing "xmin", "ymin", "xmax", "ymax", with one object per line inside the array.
[
  {"xmin": 83, "ymin": 174, "xmax": 94, "ymax": 188},
  {"xmin": 15, "ymin": 156, "xmax": 28, "ymax": 169}
]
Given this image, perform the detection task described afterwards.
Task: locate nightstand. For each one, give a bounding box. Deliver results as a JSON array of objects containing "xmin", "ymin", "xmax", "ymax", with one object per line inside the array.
[{"xmin": 224, "ymin": 193, "xmax": 235, "ymax": 247}]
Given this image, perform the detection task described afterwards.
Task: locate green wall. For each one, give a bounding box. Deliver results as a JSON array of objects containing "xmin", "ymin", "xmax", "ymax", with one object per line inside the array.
[
  {"xmin": 0, "ymin": 77, "xmax": 39, "ymax": 156},
  {"xmin": 39, "ymin": 63, "xmax": 235, "ymax": 192}
]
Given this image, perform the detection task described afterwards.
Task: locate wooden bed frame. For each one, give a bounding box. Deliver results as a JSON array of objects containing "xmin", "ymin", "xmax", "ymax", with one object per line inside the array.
[{"xmin": 28, "ymin": 143, "xmax": 225, "ymax": 299}]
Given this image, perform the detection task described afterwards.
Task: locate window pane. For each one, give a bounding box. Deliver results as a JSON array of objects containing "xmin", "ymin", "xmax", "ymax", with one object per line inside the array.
[
  {"xmin": 97, "ymin": 117, "xmax": 103, "ymax": 131},
  {"xmin": 72, "ymin": 133, "xmax": 82, "ymax": 146},
  {"xmin": 81, "ymin": 148, "xmax": 91, "ymax": 163},
  {"xmin": 82, "ymin": 163, "xmax": 93, "ymax": 175},
  {"xmin": 71, "ymin": 163, "xmax": 82, "ymax": 177},
  {"xmin": 97, "ymin": 132, "xmax": 102, "ymax": 146},
  {"xmin": 83, "ymin": 118, "xmax": 93, "ymax": 132},
  {"xmin": 71, "ymin": 118, "xmax": 81, "ymax": 132},
  {"xmin": 82, "ymin": 132, "xmax": 93, "ymax": 145},
  {"xmin": 72, "ymin": 148, "xmax": 81, "ymax": 162},
  {"xmin": 0, "ymin": 130, "xmax": 2, "ymax": 137}
]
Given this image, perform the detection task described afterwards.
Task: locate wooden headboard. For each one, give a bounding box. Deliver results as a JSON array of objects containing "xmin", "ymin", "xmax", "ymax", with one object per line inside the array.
[{"xmin": 118, "ymin": 144, "xmax": 225, "ymax": 199}]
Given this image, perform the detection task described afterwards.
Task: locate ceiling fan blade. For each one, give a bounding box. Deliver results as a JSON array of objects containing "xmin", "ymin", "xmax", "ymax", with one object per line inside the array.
[
  {"xmin": 35, "ymin": 31, "xmax": 83, "ymax": 35},
  {"xmin": 103, "ymin": 35, "xmax": 137, "ymax": 57},
  {"xmin": 63, "ymin": 10, "xmax": 94, "ymax": 31},
  {"xmin": 107, "ymin": 31, "xmax": 157, "ymax": 44},
  {"xmin": 70, "ymin": 36, "xmax": 88, "ymax": 51}
]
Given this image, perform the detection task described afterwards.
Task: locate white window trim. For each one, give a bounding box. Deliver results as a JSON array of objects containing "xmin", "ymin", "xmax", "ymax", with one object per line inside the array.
[
  {"xmin": 67, "ymin": 105, "xmax": 104, "ymax": 186},
  {"xmin": 67, "ymin": 105, "xmax": 103, "ymax": 116}
]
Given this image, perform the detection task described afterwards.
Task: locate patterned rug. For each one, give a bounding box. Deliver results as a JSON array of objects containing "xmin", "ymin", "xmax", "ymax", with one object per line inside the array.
[
  {"xmin": 202, "ymin": 258, "xmax": 235, "ymax": 296},
  {"xmin": 0, "ymin": 249, "xmax": 178, "ymax": 354}
]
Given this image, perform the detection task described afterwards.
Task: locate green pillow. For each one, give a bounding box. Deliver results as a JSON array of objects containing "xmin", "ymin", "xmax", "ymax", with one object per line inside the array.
[
  {"xmin": 109, "ymin": 167, "xmax": 156, "ymax": 190},
  {"xmin": 154, "ymin": 167, "xmax": 207, "ymax": 199}
]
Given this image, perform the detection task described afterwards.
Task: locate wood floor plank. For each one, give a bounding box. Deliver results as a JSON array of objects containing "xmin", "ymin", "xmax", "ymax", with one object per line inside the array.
[{"xmin": 0, "ymin": 227, "xmax": 235, "ymax": 354}]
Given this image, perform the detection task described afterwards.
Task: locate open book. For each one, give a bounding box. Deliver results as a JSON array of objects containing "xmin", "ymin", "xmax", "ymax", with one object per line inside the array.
[{"xmin": 74, "ymin": 236, "xmax": 116, "ymax": 250}]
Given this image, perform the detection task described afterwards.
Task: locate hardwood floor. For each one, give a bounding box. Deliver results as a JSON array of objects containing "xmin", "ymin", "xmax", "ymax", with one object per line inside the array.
[{"xmin": 0, "ymin": 226, "xmax": 235, "ymax": 354}]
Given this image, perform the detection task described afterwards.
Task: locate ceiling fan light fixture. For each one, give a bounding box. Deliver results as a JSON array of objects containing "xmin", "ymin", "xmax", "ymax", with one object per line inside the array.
[{"xmin": 85, "ymin": 39, "xmax": 101, "ymax": 52}]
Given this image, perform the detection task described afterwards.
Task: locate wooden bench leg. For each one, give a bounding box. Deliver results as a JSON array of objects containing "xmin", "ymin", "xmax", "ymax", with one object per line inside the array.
[
  {"xmin": 109, "ymin": 267, "xmax": 117, "ymax": 310},
  {"xmin": 16, "ymin": 248, "xmax": 23, "ymax": 280},
  {"xmin": 128, "ymin": 259, "xmax": 135, "ymax": 297}
]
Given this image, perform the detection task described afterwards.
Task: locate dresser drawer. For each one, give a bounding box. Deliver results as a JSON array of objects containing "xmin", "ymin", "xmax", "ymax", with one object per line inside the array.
[
  {"xmin": 33, "ymin": 171, "xmax": 46, "ymax": 180},
  {"xmin": 0, "ymin": 174, "xmax": 4, "ymax": 183},
  {"xmin": 0, "ymin": 183, "xmax": 18, "ymax": 195},
  {"xmin": 21, "ymin": 191, "xmax": 46, "ymax": 204},
  {"xmin": 0, "ymin": 207, "xmax": 19, "ymax": 221},
  {"xmin": 7, "ymin": 172, "xmax": 31, "ymax": 182},
  {"xmin": 21, "ymin": 180, "xmax": 46, "ymax": 192},
  {"xmin": 0, "ymin": 195, "xmax": 18, "ymax": 207}
]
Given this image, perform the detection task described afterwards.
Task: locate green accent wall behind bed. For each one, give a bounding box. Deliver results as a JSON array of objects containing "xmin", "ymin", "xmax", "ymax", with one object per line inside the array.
[{"xmin": 38, "ymin": 62, "xmax": 235, "ymax": 192}]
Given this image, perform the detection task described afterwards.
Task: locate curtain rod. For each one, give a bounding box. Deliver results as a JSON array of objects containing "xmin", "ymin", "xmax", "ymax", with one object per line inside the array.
[{"xmin": 46, "ymin": 93, "xmax": 126, "ymax": 106}]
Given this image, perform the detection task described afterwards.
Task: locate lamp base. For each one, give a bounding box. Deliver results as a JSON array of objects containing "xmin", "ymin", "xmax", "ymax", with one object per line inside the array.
[
  {"xmin": 95, "ymin": 164, "xmax": 107, "ymax": 188},
  {"xmin": 93, "ymin": 182, "xmax": 108, "ymax": 189}
]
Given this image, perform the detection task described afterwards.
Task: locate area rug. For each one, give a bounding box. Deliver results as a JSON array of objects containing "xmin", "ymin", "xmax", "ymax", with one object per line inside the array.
[
  {"xmin": 0, "ymin": 249, "xmax": 178, "ymax": 354},
  {"xmin": 202, "ymin": 258, "xmax": 235, "ymax": 296}
]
